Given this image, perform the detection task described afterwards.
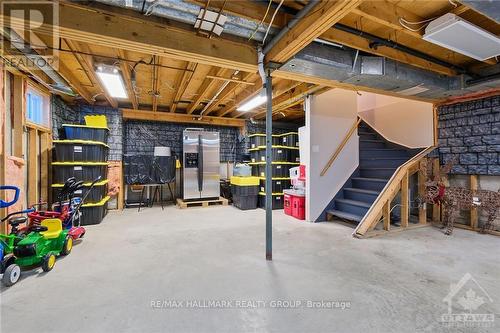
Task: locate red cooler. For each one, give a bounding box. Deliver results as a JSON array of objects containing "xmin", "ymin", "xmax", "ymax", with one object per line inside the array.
[
  {"xmin": 284, "ymin": 193, "xmax": 292, "ymax": 216},
  {"xmin": 291, "ymin": 194, "xmax": 305, "ymax": 220}
]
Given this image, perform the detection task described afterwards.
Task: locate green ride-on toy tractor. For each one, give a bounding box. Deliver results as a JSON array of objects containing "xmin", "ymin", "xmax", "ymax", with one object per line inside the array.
[{"xmin": 5, "ymin": 218, "xmax": 73, "ymax": 286}]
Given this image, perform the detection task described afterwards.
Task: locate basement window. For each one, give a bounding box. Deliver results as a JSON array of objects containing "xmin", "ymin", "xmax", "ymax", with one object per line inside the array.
[{"xmin": 26, "ymin": 86, "xmax": 50, "ymax": 127}]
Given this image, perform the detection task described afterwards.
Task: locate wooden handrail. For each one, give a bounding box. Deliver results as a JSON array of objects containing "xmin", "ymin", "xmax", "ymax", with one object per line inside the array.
[
  {"xmin": 320, "ymin": 117, "xmax": 361, "ymax": 176},
  {"xmin": 353, "ymin": 146, "xmax": 436, "ymax": 237}
]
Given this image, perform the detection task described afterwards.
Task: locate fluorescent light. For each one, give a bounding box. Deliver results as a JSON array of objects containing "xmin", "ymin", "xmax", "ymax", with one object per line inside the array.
[
  {"xmin": 237, "ymin": 90, "xmax": 267, "ymax": 112},
  {"xmin": 423, "ymin": 13, "xmax": 500, "ymax": 61},
  {"xmin": 95, "ymin": 65, "xmax": 128, "ymax": 99}
]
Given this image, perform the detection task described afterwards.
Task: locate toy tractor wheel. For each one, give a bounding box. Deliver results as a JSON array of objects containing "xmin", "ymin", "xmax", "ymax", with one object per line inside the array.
[
  {"xmin": 61, "ymin": 236, "xmax": 73, "ymax": 256},
  {"xmin": 42, "ymin": 254, "xmax": 56, "ymax": 272},
  {"xmin": 2, "ymin": 264, "xmax": 21, "ymax": 286}
]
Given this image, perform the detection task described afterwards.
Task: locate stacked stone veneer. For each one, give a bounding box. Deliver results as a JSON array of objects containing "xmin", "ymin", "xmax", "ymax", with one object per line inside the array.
[{"xmin": 437, "ymin": 94, "xmax": 500, "ymax": 175}]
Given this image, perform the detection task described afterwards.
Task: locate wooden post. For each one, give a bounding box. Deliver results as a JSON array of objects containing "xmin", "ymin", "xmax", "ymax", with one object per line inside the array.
[
  {"xmin": 432, "ymin": 158, "xmax": 441, "ymax": 222},
  {"xmin": 27, "ymin": 128, "xmax": 38, "ymax": 206},
  {"xmin": 470, "ymin": 175, "xmax": 478, "ymax": 230},
  {"xmin": 401, "ymin": 171, "xmax": 409, "ymax": 228},
  {"xmin": 383, "ymin": 201, "xmax": 390, "ymax": 231},
  {"xmin": 40, "ymin": 132, "xmax": 50, "ymax": 202},
  {"xmin": 12, "ymin": 75, "xmax": 25, "ymax": 158},
  {"xmin": 118, "ymin": 161, "xmax": 124, "ymax": 210},
  {"xmin": 418, "ymin": 159, "xmax": 427, "ymax": 224},
  {"xmin": 0, "ymin": 64, "xmax": 6, "ymax": 234}
]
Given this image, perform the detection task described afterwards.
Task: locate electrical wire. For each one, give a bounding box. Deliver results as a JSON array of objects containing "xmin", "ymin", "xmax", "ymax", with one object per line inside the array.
[
  {"xmin": 144, "ymin": 0, "xmax": 160, "ymax": 16},
  {"xmin": 399, "ymin": 17, "xmax": 438, "ymax": 25},
  {"xmin": 248, "ymin": 0, "xmax": 273, "ymax": 41},
  {"xmin": 262, "ymin": 0, "xmax": 284, "ymax": 44},
  {"xmin": 398, "ymin": 16, "xmax": 437, "ymax": 32}
]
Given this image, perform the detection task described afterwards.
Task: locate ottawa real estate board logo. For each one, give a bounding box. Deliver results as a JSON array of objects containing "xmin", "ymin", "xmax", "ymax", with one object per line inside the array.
[
  {"xmin": 1, "ymin": 1, "xmax": 59, "ymax": 70},
  {"xmin": 441, "ymin": 273, "xmax": 495, "ymax": 328}
]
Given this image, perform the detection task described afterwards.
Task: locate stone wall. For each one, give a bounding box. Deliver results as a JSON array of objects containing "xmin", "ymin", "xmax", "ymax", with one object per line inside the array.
[
  {"xmin": 437, "ymin": 94, "xmax": 500, "ymax": 175},
  {"xmin": 123, "ymin": 120, "xmax": 241, "ymax": 162},
  {"xmin": 51, "ymin": 96, "xmax": 79, "ymax": 139}
]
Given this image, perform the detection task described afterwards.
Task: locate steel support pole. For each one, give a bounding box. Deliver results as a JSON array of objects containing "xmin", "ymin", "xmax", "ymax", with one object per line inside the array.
[{"xmin": 265, "ymin": 70, "xmax": 273, "ymax": 261}]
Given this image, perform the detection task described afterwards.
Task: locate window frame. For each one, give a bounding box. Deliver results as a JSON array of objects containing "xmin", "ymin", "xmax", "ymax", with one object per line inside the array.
[{"xmin": 25, "ymin": 83, "xmax": 51, "ymax": 130}]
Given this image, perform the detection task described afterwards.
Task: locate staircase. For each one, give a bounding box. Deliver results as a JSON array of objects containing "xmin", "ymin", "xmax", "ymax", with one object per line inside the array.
[{"xmin": 326, "ymin": 121, "xmax": 419, "ymax": 225}]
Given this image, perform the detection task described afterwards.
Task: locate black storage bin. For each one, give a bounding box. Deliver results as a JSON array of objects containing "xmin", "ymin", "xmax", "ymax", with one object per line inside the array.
[
  {"xmin": 53, "ymin": 140, "xmax": 109, "ymax": 162},
  {"xmin": 289, "ymin": 149, "xmax": 300, "ymax": 163},
  {"xmin": 52, "ymin": 179, "xmax": 108, "ymax": 204},
  {"xmin": 251, "ymin": 165, "xmax": 259, "ymax": 176},
  {"xmin": 281, "ymin": 132, "xmax": 299, "ymax": 147},
  {"xmin": 231, "ymin": 185, "xmax": 259, "ymax": 210},
  {"xmin": 257, "ymin": 149, "xmax": 265, "ymax": 162},
  {"xmin": 232, "ymin": 184, "xmax": 259, "ymax": 196},
  {"xmin": 52, "ymin": 162, "xmax": 108, "ymax": 183},
  {"xmin": 63, "ymin": 124, "xmax": 109, "ymax": 143},
  {"xmin": 258, "ymin": 193, "xmax": 284, "ymax": 210},
  {"xmin": 250, "ymin": 134, "xmax": 282, "ymax": 148},
  {"xmin": 249, "ymin": 135, "xmax": 265, "ymax": 148},
  {"xmin": 271, "ymin": 147, "xmax": 288, "ymax": 162},
  {"xmin": 259, "ymin": 179, "xmax": 291, "ymax": 193},
  {"xmin": 80, "ymin": 196, "xmax": 109, "ymax": 226},
  {"xmin": 250, "ymin": 150, "xmax": 260, "ymax": 163},
  {"xmin": 257, "ymin": 163, "xmax": 293, "ymax": 178}
]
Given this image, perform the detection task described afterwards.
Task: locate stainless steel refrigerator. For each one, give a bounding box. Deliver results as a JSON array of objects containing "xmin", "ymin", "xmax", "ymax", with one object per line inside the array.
[{"xmin": 182, "ymin": 129, "xmax": 220, "ymax": 200}]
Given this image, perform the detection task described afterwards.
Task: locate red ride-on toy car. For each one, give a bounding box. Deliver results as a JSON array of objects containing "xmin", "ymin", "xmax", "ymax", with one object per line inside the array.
[{"xmin": 25, "ymin": 177, "xmax": 101, "ymax": 240}]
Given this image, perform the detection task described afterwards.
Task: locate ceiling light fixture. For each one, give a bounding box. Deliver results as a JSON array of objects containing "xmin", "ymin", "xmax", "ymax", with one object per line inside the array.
[
  {"xmin": 194, "ymin": 9, "xmax": 227, "ymax": 36},
  {"xmin": 95, "ymin": 64, "xmax": 128, "ymax": 99},
  {"xmin": 237, "ymin": 90, "xmax": 267, "ymax": 112},
  {"xmin": 423, "ymin": 13, "xmax": 500, "ymax": 61}
]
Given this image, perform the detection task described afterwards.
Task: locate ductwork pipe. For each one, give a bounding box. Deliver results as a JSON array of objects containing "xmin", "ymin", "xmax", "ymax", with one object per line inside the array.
[
  {"xmin": 262, "ymin": 0, "xmax": 320, "ymax": 55},
  {"xmin": 2, "ymin": 28, "xmax": 74, "ymax": 92},
  {"xmin": 333, "ymin": 23, "xmax": 468, "ymax": 75}
]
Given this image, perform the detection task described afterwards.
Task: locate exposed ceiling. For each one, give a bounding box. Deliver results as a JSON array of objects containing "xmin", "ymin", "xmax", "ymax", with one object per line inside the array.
[{"xmin": 1, "ymin": 0, "xmax": 499, "ymax": 122}]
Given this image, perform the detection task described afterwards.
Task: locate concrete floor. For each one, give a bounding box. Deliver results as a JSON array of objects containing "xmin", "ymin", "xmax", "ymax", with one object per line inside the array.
[{"xmin": 1, "ymin": 205, "xmax": 499, "ymax": 333}]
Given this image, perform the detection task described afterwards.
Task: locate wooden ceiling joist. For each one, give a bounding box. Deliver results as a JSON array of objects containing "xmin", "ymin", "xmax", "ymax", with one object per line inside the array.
[
  {"xmin": 215, "ymin": 77, "xmax": 266, "ymax": 117},
  {"xmin": 206, "ymin": 75, "xmax": 255, "ymax": 86},
  {"xmin": 230, "ymin": 79, "xmax": 303, "ymax": 118},
  {"xmin": 64, "ymin": 39, "xmax": 118, "ymax": 108},
  {"xmin": 117, "ymin": 49, "xmax": 138, "ymax": 110},
  {"xmin": 265, "ymin": 0, "xmax": 363, "ymax": 63},
  {"xmin": 351, "ymin": 2, "xmax": 496, "ymax": 66},
  {"xmin": 0, "ymin": 2, "xmax": 258, "ymax": 72},
  {"xmin": 203, "ymin": 72, "xmax": 257, "ymax": 116},
  {"xmin": 351, "ymin": 1, "xmax": 425, "ymax": 39},
  {"xmin": 187, "ymin": 67, "xmax": 227, "ymax": 114},
  {"xmin": 250, "ymin": 83, "xmax": 324, "ymax": 120},
  {"xmin": 121, "ymin": 108, "xmax": 245, "ymax": 128},
  {"xmin": 152, "ymin": 56, "xmax": 160, "ymax": 112},
  {"xmin": 171, "ymin": 62, "xmax": 198, "ymax": 113},
  {"xmin": 57, "ymin": 61, "xmax": 94, "ymax": 104}
]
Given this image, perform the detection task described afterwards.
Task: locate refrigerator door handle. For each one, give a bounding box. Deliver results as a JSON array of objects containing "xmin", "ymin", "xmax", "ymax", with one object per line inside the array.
[{"xmin": 198, "ymin": 134, "xmax": 203, "ymax": 192}]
